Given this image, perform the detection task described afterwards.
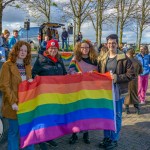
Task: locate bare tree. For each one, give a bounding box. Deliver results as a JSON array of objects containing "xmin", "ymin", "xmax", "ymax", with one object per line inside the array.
[
  {"xmin": 112, "ymin": 0, "xmax": 138, "ymax": 45},
  {"xmin": 58, "ymin": 0, "xmax": 96, "ymax": 44},
  {"xmin": 19, "ymin": 0, "xmax": 57, "ymax": 23},
  {"xmin": 69, "ymin": 0, "xmax": 96, "ymax": 35},
  {"xmin": 136, "ymin": 0, "xmax": 150, "ymax": 48},
  {"xmin": 0, "ymin": 0, "xmax": 15, "ymax": 33},
  {"xmin": 89, "ymin": 0, "xmax": 113, "ymax": 45}
]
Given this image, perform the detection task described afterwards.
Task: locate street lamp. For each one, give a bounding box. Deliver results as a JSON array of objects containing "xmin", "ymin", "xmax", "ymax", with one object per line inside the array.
[{"xmin": 24, "ymin": 18, "xmax": 30, "ymax": 41}]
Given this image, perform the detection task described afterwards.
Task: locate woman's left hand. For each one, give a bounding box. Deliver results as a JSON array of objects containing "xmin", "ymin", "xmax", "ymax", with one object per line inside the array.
[{"xmin": 28, "ymin": 79, "xmax": 33, "ymax": 82}]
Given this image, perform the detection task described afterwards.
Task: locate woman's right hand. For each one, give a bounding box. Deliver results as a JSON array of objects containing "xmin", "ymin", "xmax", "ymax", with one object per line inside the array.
[{"xmin": 12, "ymin": 103, "xmax": 18, "ymax": 111}]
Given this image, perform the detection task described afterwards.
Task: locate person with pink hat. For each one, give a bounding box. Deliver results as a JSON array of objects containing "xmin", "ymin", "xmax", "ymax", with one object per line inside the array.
[{"xmin": 32, "ymin": 39, "xmax": 67, "ymax": 149}]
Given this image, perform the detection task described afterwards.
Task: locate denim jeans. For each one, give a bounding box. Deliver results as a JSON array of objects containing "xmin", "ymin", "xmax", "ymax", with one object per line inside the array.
[
  {"xmin": 62, "ymin": 39, "xmax": 68, "ymax": 51},
  {"xmin": 104, "ymin": 98, "xmax": 124, "ymax": 141},
  {"xmin": 8, "ymin": 119, "xmax": 34, "ymax": 150}
]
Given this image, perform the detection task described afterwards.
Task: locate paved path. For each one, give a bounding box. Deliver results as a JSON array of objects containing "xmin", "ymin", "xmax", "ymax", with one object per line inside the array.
[{"xmin": 0, "ymin": 59, "xmax": 149, "ymax": 150}]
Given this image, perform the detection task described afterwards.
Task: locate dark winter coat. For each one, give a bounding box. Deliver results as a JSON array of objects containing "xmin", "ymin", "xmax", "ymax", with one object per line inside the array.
[
  {"xmin": 32, "ymin": 54, "xmax": 67, "ymax": 78},
  {"xmin": 61, "ymin": 31, "xmax": 68, "ymax": 40},
  {"xmin": 124, "ymin": 57, "xmax": 143, "ymax": 105}
]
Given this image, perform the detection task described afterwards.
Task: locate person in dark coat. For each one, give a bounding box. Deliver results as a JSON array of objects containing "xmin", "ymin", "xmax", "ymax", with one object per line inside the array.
[
  {"xmin": 32, "ymin": 39, "xmax": 67, "ymax": 78},
  {"xmin": 124, "ymin": 48, "xmax": 143, "ymax": 114},
  {"xmin": 61, "ymin": 27, "xmax": 68, "ymax": 51},
  {"xmin": 32, "ymin": 39, "xmax": 67, "ymax": 149},
  {"xmin": 76, "ymin": 32, "xmax": 83, "ymax": 43}
]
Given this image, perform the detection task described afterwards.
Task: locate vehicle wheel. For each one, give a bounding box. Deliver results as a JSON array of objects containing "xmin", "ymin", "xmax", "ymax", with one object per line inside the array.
[{"xmin": 0, "ymin": 117, "xmax": 8, "ymax": 144}]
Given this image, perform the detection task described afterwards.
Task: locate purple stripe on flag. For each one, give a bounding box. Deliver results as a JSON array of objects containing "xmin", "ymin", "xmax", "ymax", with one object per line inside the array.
[{"xmin": 20, "ymin": 118, "xmax": 115, "ymax": 148}]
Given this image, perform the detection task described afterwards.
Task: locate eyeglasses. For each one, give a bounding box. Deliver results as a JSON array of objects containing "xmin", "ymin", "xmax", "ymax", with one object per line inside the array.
[
  {"xmin": 107, "ymin": 43, "xmax": 117, "ymax": 45},
  {"xmin": 81, "ymin": 47, "xmax": 90, "ymax": 49}
]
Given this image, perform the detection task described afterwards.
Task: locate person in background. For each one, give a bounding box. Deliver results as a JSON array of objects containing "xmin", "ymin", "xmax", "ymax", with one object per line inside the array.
[
  {"xmin": 124, "ymin": 48, "xmax": 143, "ymax": 114},
  {"xmin": 2, "ymin": 29, "xmax": 10, "ymax": 60},
  {"xmin": 40, "ymin": 35, "xmax": 49, "ymax": 54},
  {"xmin": 68, "ymin": 39, "xmax": 98, "ymax": 145},
  {"xmin": 99, "ymin": 45, "xmax": 109, "ymax": 59},
  {"xmin": 55, "ymin": 30, "xmax": 59, "ymax": 41},
  {"xmin": 76, "ymin": 32, "xmax": 83, "ymax": 43},
  {"xmin": 93, "ymin": 42, "xmax": 98, "ymax": 53},
  {"xmin": 29, "ymin": 41, "xmax": 35, "ymax": 51},
  {"xmin": 136, "ymin": 45, "xmax": 150, "ymax": 104},
  {"xmin": 122, "ymin": 44, "xmax": 128, "ymax": 53},
  {"xmin": 61, "ymin": 27, "xmax": 68, "ymax": 51},
  {"xmin": 0, "ymin": 41, "xmax": 34, "ymax": 150},
  {"xmin": 0, "ymin": 34, "xmax": 3, "ymax": 46},
  {"xmin": 37, "ymin": 33, "xmax": 42, "ymax": 46},
  {"xmin": 0, "ymin": 34, "xmax": 5, "ymax": 62},
  {"xmin": 9, "ymin": 30, "xmax": 20, "ymax": 50},
  {"xmin": 98, "ymin": 34, "xmax": 134, "ymax": 150},
  {"xmin": 32, "ymin": 39, "xmax": 67, "ymax": 150},
  {"xmin": 46, "ymin": 28, "xmax": 52, "ymax": 40}
]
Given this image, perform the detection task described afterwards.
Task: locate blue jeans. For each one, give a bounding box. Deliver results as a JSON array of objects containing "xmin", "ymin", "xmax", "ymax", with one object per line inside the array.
[
  {"xmin": 104, "ymin": 98, "xmax": 124, "ymax": 141},
  {"xmin": 62, "ymin": 39, "xmax": 68, "ymax": 51},
  {"xmin": 8, "ymin": 119, "xmax": 34, "ymax": 150}
]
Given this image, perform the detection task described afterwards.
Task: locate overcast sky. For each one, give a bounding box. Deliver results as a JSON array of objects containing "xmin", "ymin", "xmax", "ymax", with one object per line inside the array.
[{"xmin": 2, "ymin": 6, "xmax": 150, "ymax": 44}]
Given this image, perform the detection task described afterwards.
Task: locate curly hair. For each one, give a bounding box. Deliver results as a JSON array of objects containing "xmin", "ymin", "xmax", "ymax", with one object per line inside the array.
[
  {"xmin": 8, "ymin": 41, "xmax": 31, "ymax": 65},
  {"xmin": 74, "ymin": 40, "xmax": 97, "ymax": 63}
]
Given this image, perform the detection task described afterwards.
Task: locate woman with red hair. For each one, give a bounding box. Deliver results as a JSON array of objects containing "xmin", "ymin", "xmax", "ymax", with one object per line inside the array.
[{"xmin": 0, "ymin": 41, "xmax": 34, "ymax": 150}]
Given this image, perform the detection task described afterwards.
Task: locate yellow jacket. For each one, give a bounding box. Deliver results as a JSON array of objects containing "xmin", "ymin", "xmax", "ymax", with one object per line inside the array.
[{"xmin": 0, "ymin": 60, "xmax": 32, "ymax": 119}]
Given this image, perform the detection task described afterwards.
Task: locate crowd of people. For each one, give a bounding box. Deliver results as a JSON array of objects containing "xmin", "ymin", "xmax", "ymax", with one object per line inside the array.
[{"xmin": 0, "ymin": 29, "xmax": 150, "ymax": 150}]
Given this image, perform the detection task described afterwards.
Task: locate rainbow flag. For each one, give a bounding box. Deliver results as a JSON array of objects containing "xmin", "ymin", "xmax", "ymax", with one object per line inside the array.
[
  {"xmin": 17, "ymin": 72, "xmax": 115, "ymax": 148},
  {"xmin": 68, "ymin": 59, "xmax": 83, "ymax": 72},
  {"xmin": 60, "ymin": 52, "xmax": 73, "ymax": 68}
]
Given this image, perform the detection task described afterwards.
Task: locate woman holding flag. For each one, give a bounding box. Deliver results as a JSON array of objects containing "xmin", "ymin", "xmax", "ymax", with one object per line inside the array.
[
  {"xmin": 32, "ymin": 39, "xmax": 67, "ymax": 149},
  {"xmin": 0, "ymin": 41, "xmax": 34, "ymax": 150},
  {"xmin": 68, "ymin": 39, "xmax": 98, "ymax": 144}
]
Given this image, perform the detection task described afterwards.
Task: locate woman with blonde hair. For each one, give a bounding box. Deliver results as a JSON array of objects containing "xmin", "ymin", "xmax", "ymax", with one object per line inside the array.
[
  {"xmin": 0, "ymin": 41, "xmax": 34, "ymax": 150},
  {"xmin": 136, "ymin": 45, "xmax": 150, "ymax": 104},
  {"xmin": 68, "ymin": 39, "xmax": 98, "ymax": 144}
]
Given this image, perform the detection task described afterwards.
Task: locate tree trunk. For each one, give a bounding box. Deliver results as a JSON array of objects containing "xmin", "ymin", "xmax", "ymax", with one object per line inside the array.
[
  {"xmin": 0, "ymin": 1, "xmax": 2, "ymax": 34},
  {"xmin": 98, "ymin": 0, "xmax": 103, "ymax": 46},
  {"xmin": 136, "ymin": 21, "xmax": 139, "ymax": 48},
  {"xmin": 119, "ymin": 25, "xmax": 123, "ymax": 45},
  {"xmin": 138, "ymin": 25, "xmax": 143, "ymax": 50},
  {"xmin": 76, "ymin": 16, "xmax": 81, "ymax": 35},
  {"xmin": 73, "ymin": 18, "xmax": 76, "ymax": 46},
  {"xmin": 116, "ymin": 0, "xmax": 119, "ymax": 36},
  {"xmin": 116, "ymin": 13, "xmax": 119, "ymax": 36},
  {"xmin": 96, "ymin": 5, "xmax": 99, "ymax": 43}
]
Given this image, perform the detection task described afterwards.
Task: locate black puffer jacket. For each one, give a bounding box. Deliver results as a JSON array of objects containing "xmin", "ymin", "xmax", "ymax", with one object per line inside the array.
[{"xmin": 32, "ymin": 54, "xmax": 67, "ymax": 78}]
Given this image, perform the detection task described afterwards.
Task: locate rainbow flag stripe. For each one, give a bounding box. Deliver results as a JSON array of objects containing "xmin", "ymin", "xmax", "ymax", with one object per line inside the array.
[
  {"xmin": 17, "ymin": 72, "xmax": 115, "ymax": 148},
  {"xmin": 60, "ymin": 52, "xmax": 73, "ymax": 69},
  {"xmin": 61, "ymin": 52, "xmax": 73, "ymax": 60},
  {"xmin": 69, "ymin": 59, "xmax": 82, "ymax": 72}
]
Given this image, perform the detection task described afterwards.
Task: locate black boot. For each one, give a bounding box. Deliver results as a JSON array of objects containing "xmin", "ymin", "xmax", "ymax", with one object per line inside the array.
[
  {"xmin": 125, "ymin": 105, "xmax": 130, "ymax": 114},
  {"xmin": 83, "ymin": 132, "xmax": 90, "ymax": 144},
  {"xmin": 99, "ymin": 138, "xmax": 112, "ymax": 148},
  {"xmin": 134, "ymin": 104, "xmax": 140, "ymax": 115},
  {"xmin": 69, "ymin": 133, "xmax": 78, "ymax": 144}
]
